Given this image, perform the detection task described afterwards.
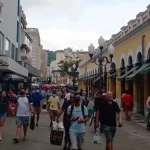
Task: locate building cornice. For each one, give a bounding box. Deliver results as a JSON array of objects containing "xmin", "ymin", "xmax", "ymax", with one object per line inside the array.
[
  {"xmin": 114, "ymin": 19, "xmax": 150, "ymax": 47},
  {"xmin": 79, "ymin": 5, "xmax": 150, "ymax": 68},
  {"xmin": 79, "ymin": 48, "xmax": 108, "ymax": 68}
]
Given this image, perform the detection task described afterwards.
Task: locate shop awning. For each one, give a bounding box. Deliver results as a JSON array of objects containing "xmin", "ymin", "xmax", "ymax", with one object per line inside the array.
[
  {"xmin": 0, "ymin": 56, "xmax": 28, "ymax": 77},
  {"xmin": 86, "ymin": 75, "xmax": 97, "ymax": 80},
  {"xmin": 117, "ymin": 66, "xmax": 139, "ymax": 81},
  {"xmin": 93, "ymin": 76, "xmax": 100, "ymax": 83},
  {"xmin": 2, "ymin": 74, "xmax": 24, "ymax": 81},
  {"xmin": 108, "ymin": 72, "xmax": 117, "ymax": 79},
  {"xmin": 125, "ymin": 63, "xmax": 150, "ymax": 81},
  {"xmin": 25, "ymin": 63, "xmax": 41, "ymax": 77},
  {"xmin": 140, "ymin": 65, "xmax": 150, "ymax": 74},
  {"xmin": 93, "ymin": 73, "xmax": 104, "ymax": 83}
]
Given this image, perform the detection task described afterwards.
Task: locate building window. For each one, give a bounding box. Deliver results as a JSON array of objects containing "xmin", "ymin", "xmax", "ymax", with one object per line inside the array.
[
  {"xmin": 16, "ymin": 21, "xmax": 19, "ymax": 42},
  {"xmin": 17, "ymin": 0, "xmax": 20, "ymax": 16},
  {"xmin": 15, "ymin": 48, "xmax": 18, "ymax": 61},
  {"xmin": 5, "ymin": 38, "xmax": 10, "ymax": 56},
  {"xmin": 0, "ymin": 32, "xmax": 4, "ymax": 54},
  {"xmin": 0, "ymin": 2, "xmax": 3, "ymax": 22},
  {"xmin": 11, "ymin": 44, "xmax": 15, "ymax": 60}
]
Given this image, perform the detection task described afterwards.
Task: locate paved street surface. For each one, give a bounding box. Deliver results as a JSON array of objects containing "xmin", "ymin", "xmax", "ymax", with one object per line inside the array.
[{"xmin": 1, "ymin": 109, "xmax": 150, "ymax": 150}]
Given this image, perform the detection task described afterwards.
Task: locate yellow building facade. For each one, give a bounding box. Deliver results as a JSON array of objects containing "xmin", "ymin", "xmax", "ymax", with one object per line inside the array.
[{"xmin": 79, "ymin": 5, "xmax": 150, "ymax": 116}]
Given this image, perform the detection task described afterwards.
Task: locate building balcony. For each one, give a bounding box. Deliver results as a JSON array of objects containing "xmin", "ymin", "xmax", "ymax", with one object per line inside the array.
[{"xmin": 20, "ymin": 45, "xmax": 30, "ymax": 60}]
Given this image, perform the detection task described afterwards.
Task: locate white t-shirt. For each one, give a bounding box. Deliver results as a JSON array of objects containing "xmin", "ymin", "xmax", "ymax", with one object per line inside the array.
[
  {"xmin": 16, "ymin": 96, "xmax": 32, "ymax": 117},
  {"xmin": 65, "ymin": 93, "xmax": 71, "ymax": 101}
]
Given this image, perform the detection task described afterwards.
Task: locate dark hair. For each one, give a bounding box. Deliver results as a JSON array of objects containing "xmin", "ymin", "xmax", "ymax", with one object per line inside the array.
[
  {"xmin": 74, "ymin": 92, "xmax": 80, "ymax": 96},
  {"xmin": 125, "ymin": 90, "xmax": 128, "ymax": 94},
  {"xmin": 0, "ymin": 90, "xmax": 8, "ymax": 99},
  {"xmin": 52, "ymin": 90, "xmax": 56, "ymax": 94}
]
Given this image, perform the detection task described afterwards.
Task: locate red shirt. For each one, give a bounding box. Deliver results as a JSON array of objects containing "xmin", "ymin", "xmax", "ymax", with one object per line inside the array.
[{"xmin": 123, "ymin": 94, "xmax": 132, "ymax": 106}]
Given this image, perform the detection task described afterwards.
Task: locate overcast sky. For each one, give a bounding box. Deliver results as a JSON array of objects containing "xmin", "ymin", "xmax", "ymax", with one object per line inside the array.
[{"xmin": 21, "ymin": 0, "xmax": 150, "ymax": 51}]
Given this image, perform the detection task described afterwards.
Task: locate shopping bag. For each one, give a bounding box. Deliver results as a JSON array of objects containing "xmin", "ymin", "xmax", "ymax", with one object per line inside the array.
[
  {"xmin": 30, "ymin": 115, "xmax": 35, "ymax": 130},
  {"xmin": 93, "ymin": 131, "xmax": 103, "ymax": 144},
  {"xmin": 50, "ymin": 122, "xmax": 64, "ymax": 145},
  {"xmin": 88, "ymin": 107, "xmax": 94, "ymax": 117}
]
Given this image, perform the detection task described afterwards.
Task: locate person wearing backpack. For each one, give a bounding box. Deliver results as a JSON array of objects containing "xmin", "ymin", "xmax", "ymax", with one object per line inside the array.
[
  {"xmin": 57, "ymin": 94, "xmax": 75, "ymax": 150},
  {"xmin": 67, "ymin": 93, "xmax": 88, "ymax": 150},
  {"xmin": 13, "ymin": 88, "xmax": 34, "ymax": 143}
]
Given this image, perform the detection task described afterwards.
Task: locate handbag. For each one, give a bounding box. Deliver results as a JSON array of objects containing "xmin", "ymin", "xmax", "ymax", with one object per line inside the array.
[{"xmin": 93, "ymin": 129, "xmax": 103, "ymax": 144}]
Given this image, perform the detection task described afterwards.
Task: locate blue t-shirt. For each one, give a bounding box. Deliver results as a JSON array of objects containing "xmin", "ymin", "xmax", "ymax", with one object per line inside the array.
[
  {"xmin": 31, "ymin": 92, "xmax": 43, "ymax": 106},
  {"xmin": 67, "ymin": 105, "xmax": 88, "ymax": 133}
]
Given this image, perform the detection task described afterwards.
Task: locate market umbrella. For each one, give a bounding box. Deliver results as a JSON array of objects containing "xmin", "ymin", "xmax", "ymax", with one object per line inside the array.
[{"xmin": 43, "ymin": 84, "xmax": 51, "ymax": 88}]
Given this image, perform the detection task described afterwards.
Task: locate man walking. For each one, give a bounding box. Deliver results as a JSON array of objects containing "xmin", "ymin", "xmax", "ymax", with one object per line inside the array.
[
  {"xmin": 122, "ymin": 90, "xmax": 133, "ymax": 120},
  {"xmin": 14, "ymin": 88, "xmax": 34, "ymax": 143},
  {"xmin": 96, "ymin": 91, "xmax": 122, "ymax": 150},
  {"xmin": 31, "ymin": 88, "xmax": 43, "ymax": 126},
  {"xmin": 47, "ymin": 90, "xmax": 60, "ymax": 127},
  {"xmin": 67, "ymin": 93, "xmax": 88, "ymax": 150}
]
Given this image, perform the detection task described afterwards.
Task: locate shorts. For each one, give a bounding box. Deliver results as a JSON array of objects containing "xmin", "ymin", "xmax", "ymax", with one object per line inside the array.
[
  {"xmin": 103, "ymin": 125, "xmax": 116, "ymax": 142},
  {"xmin": 0, "ymin": 113, "xmax": 7, "ymax": 119},
  {"xmin": 33, "ymin": 106, "xmax": 41, "ymax": 115},
  {"xmin": 70, "ymin": 132, "xmax": 85, "ymax": 149},
  {"xmin": 49, "ymin": 110, "xmax": 58, "ymax": 119},
  {"xmin": 16, "ymin": 116, "xmax": 29, "ymax": 126}
]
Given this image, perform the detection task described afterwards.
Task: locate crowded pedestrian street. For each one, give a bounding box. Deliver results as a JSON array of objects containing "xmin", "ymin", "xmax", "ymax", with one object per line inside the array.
[
  {"xmin": 1, "ymin": 0, "xmax": 150, "ymax": 150},
  {"xmin": 0, "ymin": 108, "xmax": 150, "ymax": 150}
]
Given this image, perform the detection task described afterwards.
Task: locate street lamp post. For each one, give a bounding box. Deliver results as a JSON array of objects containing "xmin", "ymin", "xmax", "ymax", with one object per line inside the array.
[
  {"xmin": 88, "ymin": 36, "xmax": 114, "ymax": 90},
  {"xmin": 68, "ymin": 64, "xmax": 79, "ymax": 89}
]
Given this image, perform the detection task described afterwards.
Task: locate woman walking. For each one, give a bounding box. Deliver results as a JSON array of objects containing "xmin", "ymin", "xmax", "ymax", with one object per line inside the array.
[{"xmin": 0, "ymin": 91, "xmax": 14, "ymax": 141}]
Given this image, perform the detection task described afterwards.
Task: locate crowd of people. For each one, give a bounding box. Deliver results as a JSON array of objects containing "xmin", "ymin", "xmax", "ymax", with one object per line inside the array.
[{"xmin": 1, "ymin": 86, "xmax": 150, "ymax": 150}]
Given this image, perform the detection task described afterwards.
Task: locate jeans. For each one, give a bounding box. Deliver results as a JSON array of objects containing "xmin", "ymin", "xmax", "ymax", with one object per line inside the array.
[{"xmin": 70, "ymin": 132, "xmax": 85, "ymax": 149}]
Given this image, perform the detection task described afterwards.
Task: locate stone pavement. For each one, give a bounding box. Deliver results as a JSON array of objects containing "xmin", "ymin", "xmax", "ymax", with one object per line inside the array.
[{"xmin": 0, "ymin": 110, "xmax": 150, "ymax": 150}]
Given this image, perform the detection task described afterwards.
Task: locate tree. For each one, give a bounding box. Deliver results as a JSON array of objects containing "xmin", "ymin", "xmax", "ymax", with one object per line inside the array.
[{"xmin": 58, "ymin": 59, "xmax": 81, "ymax": 76}]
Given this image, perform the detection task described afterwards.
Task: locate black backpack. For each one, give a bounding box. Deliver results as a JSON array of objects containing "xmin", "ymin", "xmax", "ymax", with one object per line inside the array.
[{"xmin": 16, "ymin": 95, "xmax": 31, "ymax": 103}]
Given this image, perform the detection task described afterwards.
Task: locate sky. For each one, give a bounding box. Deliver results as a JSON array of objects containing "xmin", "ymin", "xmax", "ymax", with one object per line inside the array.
[{"xmin": 21, "ymin": 0, "xmax": 150, "ymax": 51}]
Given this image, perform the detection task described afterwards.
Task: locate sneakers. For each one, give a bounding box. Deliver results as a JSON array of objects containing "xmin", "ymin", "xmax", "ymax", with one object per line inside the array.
[
  {"xmin": 63, "ymin": 146, "xmax": 71, "ymax": 150},
  {"xmin": 13, "ymin": 138, "xmax": 19, "ymax": 143}
]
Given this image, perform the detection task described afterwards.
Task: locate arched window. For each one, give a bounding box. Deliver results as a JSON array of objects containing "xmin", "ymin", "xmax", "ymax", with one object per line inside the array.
[
  {"xmin": 89, "ymin": 72, "xmax": 90, "ymax": 76},
  {"xmin": 93, "ymin": 70, "xmax": 95, "ymax": 75},
  {"xmin": 121, "ymin": 58, "xmax": 125, "ymax": 68},
  {"xmin": 136, "ymin": 52, "xmax": 142, "ymax": 63},
  {"xmin": 98, "ymin": 67, "xmax": 100, "ymax": 73},
  {"xmin": 110, "ymin": 62, "xmax": 116, "ymax": 71},
  {"xmin": 95, "ymin": 68, "xmax": 97, "ymax": 74},
  {"xmin": 147, "ymin": 48, "xmax": 150, "ymax": 60},
  {"xmin": 91, "ymin": 70, "xmax": 92, "ymax": 76},
  {"xmin": 128, "ymin": 56, "xmax": 133, "ymax": 66}
]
